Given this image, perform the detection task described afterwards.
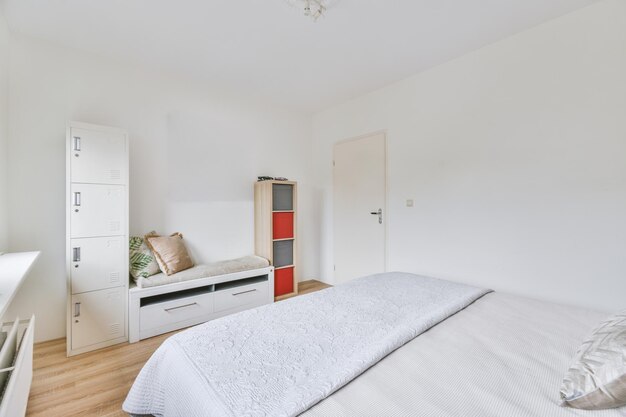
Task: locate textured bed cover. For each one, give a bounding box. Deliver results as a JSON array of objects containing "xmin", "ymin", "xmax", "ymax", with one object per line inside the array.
[
  {"xmin": 124, "ymin": 273, "xmax": 489, "ymax": 416},
  {"xmin": 303, "ymin": 292, "xmax": 626, "ymax": 417},
  {"xmin": 125, "ymin": 274, "xmax": 626, "ymax": 417}
]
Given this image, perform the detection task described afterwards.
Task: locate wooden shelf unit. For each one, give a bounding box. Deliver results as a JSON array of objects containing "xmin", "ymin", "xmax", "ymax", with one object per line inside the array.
[{"xmin": 254, "ymin": 180, "xmax": 298, "ymax": 300}]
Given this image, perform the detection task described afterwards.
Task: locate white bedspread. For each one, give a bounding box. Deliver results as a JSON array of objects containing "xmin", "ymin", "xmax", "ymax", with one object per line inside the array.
[
  {"xmin": 302, "ymin": 292, "xmax": 626, "ymax": 417},
  {"xmin": 123, "ymin": 272, "xmax": 489, "ymax": 417}
]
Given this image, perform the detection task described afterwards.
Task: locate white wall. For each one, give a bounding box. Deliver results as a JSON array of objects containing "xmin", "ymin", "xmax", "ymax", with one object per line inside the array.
[
  {"xmin": 0, "ymin": 6, "xmax": 8, "ymax": 252},
  {"xmin": 312, "ymin": 0, "xmax": 626, "ymax": 312},
  {"xmin": 4, "ymin": 0, "xmax": 625, "ymax": 343},
  {"xmin": 4, "ymin": 34, "xmax": 316, "ymax": 342}
]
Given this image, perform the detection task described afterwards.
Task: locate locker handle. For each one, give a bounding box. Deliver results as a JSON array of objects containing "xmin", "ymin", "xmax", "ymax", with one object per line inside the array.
[
  {"xmin": 72, "ymin": 247, "xmax": 81, "ymax": 262},
  {"xmin": 73, "ymin": 136, "xmax": 81, "ymax": 151},
  {"xmin": 73, "ymin": 192, "xmax": 81, "ymax": 206},
  {"xmin": 74, "ymin": 302, "xmax": 81, "ymax": 318}
]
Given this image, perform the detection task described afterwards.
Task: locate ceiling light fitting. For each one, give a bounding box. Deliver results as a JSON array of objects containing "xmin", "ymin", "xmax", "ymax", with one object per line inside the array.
[{"xmin": 289, "ymin": 0, "xmax": 326, "ymax": 21}]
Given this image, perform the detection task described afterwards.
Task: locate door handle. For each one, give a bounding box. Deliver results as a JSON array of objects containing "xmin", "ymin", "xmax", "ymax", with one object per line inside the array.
[
  {"xmin": 74, "ymin": 302, "xmax": 81, "ymax": 318},
  {"xmin": 370, "ymin": 208, "xmax": 383, "ymax": 224},
  {"xmin": 73, "ymin": 192, "xmax": 81, "ymax": 206}
]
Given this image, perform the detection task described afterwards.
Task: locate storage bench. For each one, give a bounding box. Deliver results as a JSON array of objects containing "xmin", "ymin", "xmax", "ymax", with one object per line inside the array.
[{"xmin": 129, "ymin": 263, "xmax": 274, "ymax": 342}]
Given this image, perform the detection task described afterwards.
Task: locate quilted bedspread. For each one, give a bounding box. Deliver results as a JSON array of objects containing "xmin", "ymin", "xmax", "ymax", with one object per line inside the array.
[{"xmin": 123, "ymin": 272, "xmax": 490, "ymax": 417}]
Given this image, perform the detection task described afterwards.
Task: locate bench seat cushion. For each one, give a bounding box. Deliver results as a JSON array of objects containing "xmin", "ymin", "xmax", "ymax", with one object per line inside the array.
[{"xmin": 135, "ymin": 255, "xmax": 270, "ymax": 288}]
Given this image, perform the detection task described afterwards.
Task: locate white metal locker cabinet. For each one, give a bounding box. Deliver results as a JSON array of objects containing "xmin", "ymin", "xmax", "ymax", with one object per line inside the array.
[
  {"xmin": 66, "ymin": 122, "xmax": 129, "ymax": 357},
  {"xmin": 69, "ymin": 236, "xmax": 125, "ymax": 294},
  {"xmin": 69, "ymin": 127, "xmax": 127, "ymax": 185},
  {"xmin": 70, "ymin": 184, "xmax": 125, "ymax": 238},
  {"xmin": 70, "ymin": 287, "xmax": 126, "ymax": 351}
]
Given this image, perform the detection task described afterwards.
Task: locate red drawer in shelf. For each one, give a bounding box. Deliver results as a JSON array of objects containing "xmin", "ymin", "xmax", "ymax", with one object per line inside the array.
[
  {"xmin": 275, "ymin": 267, "xmax": 294, "ymax": 297},
  {"xmin": 273, "ymin": 212, "xmax": 294, "ymax": 240}
]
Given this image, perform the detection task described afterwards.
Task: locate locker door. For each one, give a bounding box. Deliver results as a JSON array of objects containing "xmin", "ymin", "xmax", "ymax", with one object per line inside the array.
[
  {"xmin": 70, "ymin": 127, "xmax": 127, "ymax": 184},
  {"xmin": 70, "ymin": 236, "xmax": 125, "ymax": 294},
  {"xmin": 71, "ymin": 287, "xmax": 125, "ymax": 351},
  {"xmin": 70, "ymin": 184, "xmax": 125, "ymax": 238}
]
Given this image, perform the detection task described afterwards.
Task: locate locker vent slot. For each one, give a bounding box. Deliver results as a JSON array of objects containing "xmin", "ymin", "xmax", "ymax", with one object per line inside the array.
[
  {"xmin": 109, "ymin": 323, "xmax": 121, "ymax": 335},
  {"xmin": 107, "ymin": 239, "xmax": 121, "ymax": 248},
  {"xmin": 109, "ymin": 272, "xmax": 121, "ymax": 283},
  {"xmin": 109, "ymin": 169, "xmax": 121, "ymax": 181},
  {"xmin": 109, "ymin": 221, "xmax": 121, "ymax": 232}
]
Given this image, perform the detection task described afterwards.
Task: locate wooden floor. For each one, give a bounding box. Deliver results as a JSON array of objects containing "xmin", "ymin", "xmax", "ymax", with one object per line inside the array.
[
  {"xmin": 26, "ymin": 280, "xmax": 330, "ymax": 417},
  {"xmin": 292, "ymin": 279, "xmax": 331, "ymax": 296}
]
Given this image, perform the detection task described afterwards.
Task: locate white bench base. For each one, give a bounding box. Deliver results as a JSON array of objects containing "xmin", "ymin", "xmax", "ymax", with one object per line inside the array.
[{"xmin": 129, "ymin": 266, "xmax": 274, "ymax": 343}]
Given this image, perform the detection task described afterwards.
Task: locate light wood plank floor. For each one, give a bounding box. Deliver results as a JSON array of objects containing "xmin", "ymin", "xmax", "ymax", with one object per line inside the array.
[{"xmin": 26, "ymin": 280, "xmax": 331, "ymax": 417}]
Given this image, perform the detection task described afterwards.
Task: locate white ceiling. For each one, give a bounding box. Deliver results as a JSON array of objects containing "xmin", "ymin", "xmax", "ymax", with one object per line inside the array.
[{"xmin": 2, "ymin": 0, "xmax": 598, "ymax": 113}]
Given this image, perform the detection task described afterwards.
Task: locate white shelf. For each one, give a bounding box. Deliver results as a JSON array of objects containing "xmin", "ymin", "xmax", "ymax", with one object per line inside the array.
[{"xmin": 0, "ymin": 252, "xmax": 40, "ymax": 319}]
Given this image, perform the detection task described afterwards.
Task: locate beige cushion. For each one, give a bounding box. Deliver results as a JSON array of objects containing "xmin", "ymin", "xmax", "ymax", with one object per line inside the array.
[
  {"xmin": 144, "ymin": 232, "xmax": 194, "ymax": 276},
  {"xmin": 561, "ymin": 310, "xmax": 626, "ymax": 410}
]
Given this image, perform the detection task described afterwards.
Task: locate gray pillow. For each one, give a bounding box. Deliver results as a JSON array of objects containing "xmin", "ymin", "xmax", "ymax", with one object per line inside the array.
[{"xmin": 560, "ymin": 310, "xmax": 626, "ymax": 410}]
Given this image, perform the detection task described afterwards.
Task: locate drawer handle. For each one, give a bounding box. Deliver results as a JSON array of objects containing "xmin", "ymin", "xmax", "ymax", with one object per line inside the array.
[
  {"xmin": 164, "ymin": 302, "xmax": 198, "ymax": 312},
  {"xmin": 233, "ymin": 289, "xmax": 257, "ymax": 296}
]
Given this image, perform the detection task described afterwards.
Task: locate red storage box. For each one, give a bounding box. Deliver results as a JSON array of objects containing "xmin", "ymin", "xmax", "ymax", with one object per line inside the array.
[
  {"xmin": 275, "ymin": 267, "xmax": 294, "ymax": 297},
  {"xmin": 273, "ymin": 212, "xmax": 294, "ymax": 240}
]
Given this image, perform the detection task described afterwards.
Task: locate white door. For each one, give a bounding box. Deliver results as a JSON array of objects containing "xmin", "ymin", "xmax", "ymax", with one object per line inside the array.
[
  {"xmin": 70, "ymin": 127, "xmax": 127, "ymax": 185},
  {"xmin": 333, "ymin": 133, "xmax": 386, "ymax": 283},
  {"xmin": 70, "ymin": 236, "xmax": 125, "ymax": 294},
  {"xmin": 71, "ymin": 287, "xmax": 126, "ymax": 351},
  {"xmin": 70, "ymin": 184, "xmax": 125, "ymax": 238}
]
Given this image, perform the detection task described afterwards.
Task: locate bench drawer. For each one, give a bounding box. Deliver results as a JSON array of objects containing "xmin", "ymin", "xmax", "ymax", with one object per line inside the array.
[
  {"xmin": 140, "ymin": 292, "xmax": 214, "ymax": 331},
  {"xmin": 214, "ymin": 281, "xmax": 269, "ymax": 313}
]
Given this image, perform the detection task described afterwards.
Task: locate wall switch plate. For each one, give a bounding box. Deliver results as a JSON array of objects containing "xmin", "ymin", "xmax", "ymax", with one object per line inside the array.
[{"xmin": 406, "ymin": 199, "xmax": 414, "ymax": 207}]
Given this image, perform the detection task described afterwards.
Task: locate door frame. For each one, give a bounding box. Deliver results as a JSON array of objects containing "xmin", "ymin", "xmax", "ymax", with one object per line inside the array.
[{"xmin": 332, "ymin": 130, "xmax": 389, "ymax": 281}]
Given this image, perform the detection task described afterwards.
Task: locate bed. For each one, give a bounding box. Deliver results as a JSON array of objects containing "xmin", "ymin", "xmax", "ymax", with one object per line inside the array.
[{"xmin": 123, "ymin": 272, "xmax": 626, "ymax": 417}]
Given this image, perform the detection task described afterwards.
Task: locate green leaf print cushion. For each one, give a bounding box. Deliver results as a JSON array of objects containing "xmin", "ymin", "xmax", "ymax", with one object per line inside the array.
[{"xmin": 129, "ymin": 235, "xmax": 161, "ymax": 280}]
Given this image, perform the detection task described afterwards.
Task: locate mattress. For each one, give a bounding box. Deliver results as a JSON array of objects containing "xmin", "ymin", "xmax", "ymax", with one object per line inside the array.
[
  {"xmin": 302, "ymin": 292, "xmax": 626, "ymax": 417},
  {"xmin": 135, "ymin": 255, "xmax": 269, "ymax": 288}
]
